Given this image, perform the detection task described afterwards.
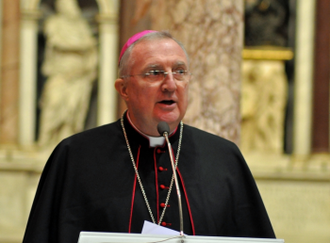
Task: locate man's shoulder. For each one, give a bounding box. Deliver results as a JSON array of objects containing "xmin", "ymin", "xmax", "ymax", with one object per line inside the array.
[
  {"xmin": 42, "ymin": 120, "xmax": 124, "ymax": 171},
  {"xmin": 181, "ymin": 124, "xmax": 247, "ymax": 171},
  {"xmin": 60, "ymin": 120, "xmax": 121, "ymax": 147}
]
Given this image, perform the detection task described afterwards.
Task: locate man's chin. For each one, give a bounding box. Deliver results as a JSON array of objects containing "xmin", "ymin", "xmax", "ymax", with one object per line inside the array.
[{"xmin": 157, "ymin": 117, "xmax": 181, "ymax": 130}]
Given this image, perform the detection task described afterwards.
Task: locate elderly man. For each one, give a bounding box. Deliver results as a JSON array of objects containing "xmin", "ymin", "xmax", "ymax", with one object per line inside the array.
[{"xmin": 23, "ymin": 31, "xmax": 275, "ymax": 243}]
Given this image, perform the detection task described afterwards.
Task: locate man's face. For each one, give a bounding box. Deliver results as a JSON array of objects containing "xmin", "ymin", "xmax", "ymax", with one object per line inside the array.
[{"xmin": 116, "ymin": 38, "xmax": 190, "ymax": 136}]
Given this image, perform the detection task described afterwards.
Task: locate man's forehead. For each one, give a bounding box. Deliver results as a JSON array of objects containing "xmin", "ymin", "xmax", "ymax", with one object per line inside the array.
[{"xmin": 132, "ymin": 39, "xmax": 187, "ymax": 61}]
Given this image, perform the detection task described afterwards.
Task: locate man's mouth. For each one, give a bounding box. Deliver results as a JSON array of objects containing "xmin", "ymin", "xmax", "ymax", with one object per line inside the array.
[{"xmin": 159, "ymin": 100, "xmax": 175, "ymax": 105}]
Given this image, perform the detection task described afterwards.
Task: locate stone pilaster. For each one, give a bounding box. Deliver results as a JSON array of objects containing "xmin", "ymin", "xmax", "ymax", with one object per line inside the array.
[
  {"xmin": 0, "ymin": 0, "xmax": 20, "ymax": 145},
  {"xmin": 150, "ymin": 0, "xmax": 244, "ymax": 145}
]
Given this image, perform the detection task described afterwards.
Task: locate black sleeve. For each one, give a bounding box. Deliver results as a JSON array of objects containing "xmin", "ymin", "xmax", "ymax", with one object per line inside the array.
[
  {"xmin": 230, "ymin": 145, "xmax": 276, "ymax": 238},
  {"xmin": 23, "ymin": 142, "xmax": 70, "ymax": 243}
]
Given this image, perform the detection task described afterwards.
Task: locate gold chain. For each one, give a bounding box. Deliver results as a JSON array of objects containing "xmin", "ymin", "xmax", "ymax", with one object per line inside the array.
[{"xmin": 120, "ymin": 114, "xmax": 183, "ymax": 225}]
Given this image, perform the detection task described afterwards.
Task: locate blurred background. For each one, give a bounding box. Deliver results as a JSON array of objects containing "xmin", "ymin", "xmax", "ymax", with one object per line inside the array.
[{"xmin": 0, "ymin": 0, "xmax": 329, "ymax": 242}]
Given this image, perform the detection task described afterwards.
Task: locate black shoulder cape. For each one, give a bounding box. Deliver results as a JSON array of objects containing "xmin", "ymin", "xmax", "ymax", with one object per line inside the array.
[{"xmin": 23, "ymin": 115, "xmax": 275, "ymax": 242}]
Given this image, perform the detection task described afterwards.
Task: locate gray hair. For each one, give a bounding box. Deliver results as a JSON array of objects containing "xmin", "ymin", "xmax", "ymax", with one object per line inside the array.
[{"xmin": 118, "ymin": 31, "xmax": 190, "ymax": 77}]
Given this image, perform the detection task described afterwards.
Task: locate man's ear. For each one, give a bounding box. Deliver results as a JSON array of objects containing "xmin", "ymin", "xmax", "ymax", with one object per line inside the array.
[{"xmin": 115, "ymin": 78, "xmax": 129, "ymax": 101}]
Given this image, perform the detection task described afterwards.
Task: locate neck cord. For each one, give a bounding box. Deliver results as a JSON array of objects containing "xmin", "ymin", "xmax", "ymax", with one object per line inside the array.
[{"xmin": 120, "ymin": 114, "xmax": 183, "ymax": 225}]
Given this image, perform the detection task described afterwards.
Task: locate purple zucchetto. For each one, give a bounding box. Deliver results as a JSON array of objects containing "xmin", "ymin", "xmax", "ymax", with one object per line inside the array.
[{"xmin": 118, "ymin": 30, "xmax": 157, "ymax": 65}]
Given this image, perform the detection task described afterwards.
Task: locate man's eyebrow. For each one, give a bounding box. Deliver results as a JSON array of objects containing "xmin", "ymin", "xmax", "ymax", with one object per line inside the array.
[
  {"xmin": 144, "ymin": 64, "xmax": 163, "ymax": 70},
  {"xmin": 143, "ymin": 62, "xmax": 187, "ymax": 70},
  {"xmin": 173, "ymin": 61, "xmax": 188, "ymax": 68}
]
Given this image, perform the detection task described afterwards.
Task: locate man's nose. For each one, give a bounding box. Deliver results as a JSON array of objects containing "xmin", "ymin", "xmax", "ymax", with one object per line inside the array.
[{"xmin": 162, "ymin": 72, "xmax": 177, "ymax": 91}]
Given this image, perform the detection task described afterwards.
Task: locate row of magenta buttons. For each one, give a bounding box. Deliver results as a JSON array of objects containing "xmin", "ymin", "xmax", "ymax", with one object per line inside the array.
[{"xmin": 157, "ymin": 154, "xmax": 171, "ymax": 228}]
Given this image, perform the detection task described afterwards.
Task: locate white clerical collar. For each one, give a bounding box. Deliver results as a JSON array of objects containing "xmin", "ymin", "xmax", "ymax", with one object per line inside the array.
[{"xmin": 127, "ymin": 113, "xmax": 165, "ymax": 147}]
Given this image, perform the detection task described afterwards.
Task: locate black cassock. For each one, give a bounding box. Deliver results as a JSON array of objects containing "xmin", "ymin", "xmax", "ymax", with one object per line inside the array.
[{"xmin": 23, "ymin": 112, "xmax": 275, "ymax": 243}]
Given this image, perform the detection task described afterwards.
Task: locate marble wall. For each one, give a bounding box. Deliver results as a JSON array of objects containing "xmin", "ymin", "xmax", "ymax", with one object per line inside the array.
[{"xmin": 150, "ymin": 0, "xmax": 244, "ymax": 145}]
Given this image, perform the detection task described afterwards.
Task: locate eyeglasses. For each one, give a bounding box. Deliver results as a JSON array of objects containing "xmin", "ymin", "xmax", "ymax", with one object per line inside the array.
[{"xmin": 121, "ymin": 69, "xmax": 190, "ymax": 82}]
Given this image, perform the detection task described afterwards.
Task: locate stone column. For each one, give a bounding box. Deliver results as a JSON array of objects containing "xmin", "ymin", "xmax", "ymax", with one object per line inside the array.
[
  {"xmin": 19, "ymin": 8, "xmax": 40, "ymax": 147},
  {"xmin": 0, "ymin": 0, "xmax": 20, "ymax": 145},
  {"xmin": 150, "ymin": 0, "xmax": 244, "ymax": 144},
  {"xmin": 293, "ymin": 0, "xmax": 316, "ymax": 158},
  {"xmin": 96, "ymin": 0, "xmax": 120, "ymax": 126}
]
